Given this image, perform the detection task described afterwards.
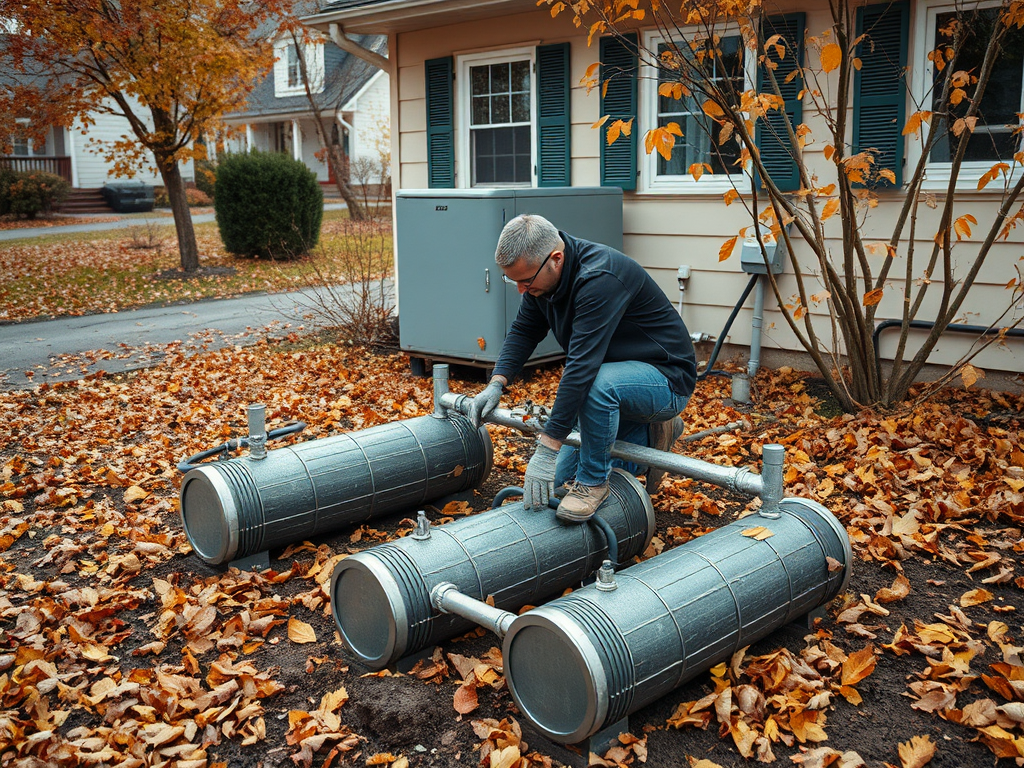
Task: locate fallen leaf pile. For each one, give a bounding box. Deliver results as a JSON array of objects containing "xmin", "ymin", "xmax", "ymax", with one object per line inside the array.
[
  {"xmin": 666, "ymin": 640, "xmax": 875, "ymax": 763},
  {"xmin": 0, "ymin": 217, "xmax": 392, "ymax": 322},
  {"xmin": 0, "ymin": 337, "xmax": 1022, "ymax": 766}
]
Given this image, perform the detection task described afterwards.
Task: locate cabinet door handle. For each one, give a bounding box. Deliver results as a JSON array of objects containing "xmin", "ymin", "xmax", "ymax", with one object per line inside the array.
[{"xmin": 485, "ymin": 269, "xmax": 490, "ymax": 293}]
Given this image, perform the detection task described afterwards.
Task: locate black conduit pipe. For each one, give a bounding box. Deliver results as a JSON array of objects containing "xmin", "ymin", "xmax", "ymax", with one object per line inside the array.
[
  {"xmin": 492, "ymin": 486, "xmax": 525, "ymax": 508},
  {"xmin": 698, "ymin": 273, "xmax": 760, "ymax": 380},
  {"xmin": 176, "ymin": 422, "xmax": 307, "ymax": 474},
  {"xmin": 872, "ymin": 320, "xmax": 1024, "ymax": 383}
]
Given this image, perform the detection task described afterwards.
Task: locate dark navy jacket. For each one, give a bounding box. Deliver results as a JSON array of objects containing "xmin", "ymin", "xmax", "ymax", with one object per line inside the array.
[{"xmin": 492, "ymin": 232, "xmax": 697, "ymax": 441}]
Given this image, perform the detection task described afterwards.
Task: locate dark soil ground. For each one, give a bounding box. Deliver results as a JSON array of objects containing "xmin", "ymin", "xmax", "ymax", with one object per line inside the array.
[{"xmin": 2, "ymin": 356, "xmax": 1022, "ymax": 768}]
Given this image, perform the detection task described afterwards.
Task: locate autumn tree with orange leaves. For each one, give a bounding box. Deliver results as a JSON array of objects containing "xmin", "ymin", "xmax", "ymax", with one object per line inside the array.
[
  {"xmin": 549, "ymin": 0, "xmax": 1024, "ymax": 411},
  {"xmin": 0, "ymin": 0, "xmax": 286, "ymax": 272}
]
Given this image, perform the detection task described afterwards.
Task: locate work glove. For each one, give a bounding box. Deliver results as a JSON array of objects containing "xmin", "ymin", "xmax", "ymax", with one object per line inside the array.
[
  {"xmin": 468, "ymin": 379, "xmax": 503, "ymax": 428},
  {"xmin": 523, "ymin": 440, "xmax": 559, "ymax": 509}
]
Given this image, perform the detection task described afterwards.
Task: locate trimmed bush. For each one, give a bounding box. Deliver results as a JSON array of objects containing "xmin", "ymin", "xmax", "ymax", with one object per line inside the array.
[
  {"xmin": 0, "ymin": 166, "xmax": 16, "ymax": 216},
  {"xmin": 214, "ymin": 151, "xmax": 323, "ymax": 259},
  {"xmin": 5, "ymin": 171, "xmax": 70, "ymax": 219}
]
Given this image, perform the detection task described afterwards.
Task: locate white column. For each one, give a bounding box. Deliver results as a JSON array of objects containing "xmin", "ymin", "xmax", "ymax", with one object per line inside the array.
[
  {"xmin": 67, "ymin": 123, "xmax": 80, "ymax": 189},
  {"xmin": 292, "ymin": 119, "xmax": 301, "ymax": 161},
  {"xmin": 245, "ymin": 124, "xmax": 253, "ymax": 152}
]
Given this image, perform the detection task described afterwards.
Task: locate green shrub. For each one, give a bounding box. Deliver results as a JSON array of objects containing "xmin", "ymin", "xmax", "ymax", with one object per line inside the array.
[
  {"xmin": 0, "ymin": 166, "xmax": 16, "ymax": 216},
  {"xmin": 5, "ymin": 171, "xmax": 70, "ymax": 219},
  {"xmin": 214, "ymin": 151, "xmax": 323, "ymax": 259}
]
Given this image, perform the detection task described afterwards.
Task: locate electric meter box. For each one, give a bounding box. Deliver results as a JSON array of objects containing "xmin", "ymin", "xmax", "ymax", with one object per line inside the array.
[
  {"xmin": 740, "ymin": 235, "xmax": 787, "ymax": 275},
  {"xmin": 396, "ymin": 187, "xmax": 624, "ymax": 370}
]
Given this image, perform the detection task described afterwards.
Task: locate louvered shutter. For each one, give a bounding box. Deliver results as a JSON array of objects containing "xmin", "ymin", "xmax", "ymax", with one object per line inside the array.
[
  {"xmin": 425, "ymin": 57, "xmax": 454, "ymax": 188},
  {"xmin": 600, "ymin": 33, "xmax": 638, "ymax": 190},
  {"xmin": 854, "ymin": 2, "xmax": 909, "ymax": 188},
  {"xmin": 756, "ymin": 14, "xmax": 805, "ymax": 192},
  {"xmin": 536, "ymin": 43, "xmax": 572, "ymax": 187}
]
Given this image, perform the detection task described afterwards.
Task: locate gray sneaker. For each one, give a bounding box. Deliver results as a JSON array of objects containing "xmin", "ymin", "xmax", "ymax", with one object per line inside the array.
[
  {"xmin": 555, "ymin": 481, "xmax": 610, "ymax": 523},
  {"xmin": 646, "ymin": 416, "xmax": 684, "ymax": 491}
]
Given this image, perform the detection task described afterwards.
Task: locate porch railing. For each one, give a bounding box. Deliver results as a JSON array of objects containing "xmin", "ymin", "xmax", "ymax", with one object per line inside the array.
[{"xmin": 0, "ymin": 156, "xmax": 73, "ymax": 183}]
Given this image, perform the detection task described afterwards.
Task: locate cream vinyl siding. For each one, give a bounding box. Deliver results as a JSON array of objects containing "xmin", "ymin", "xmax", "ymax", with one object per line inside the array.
[
  {"xmin": 72, "ymin": 102, "xmax": 168, "ymax": 188},
  {"xmin": 390, "ymin": 2, "xmax": 1022, "ymax": 378}
]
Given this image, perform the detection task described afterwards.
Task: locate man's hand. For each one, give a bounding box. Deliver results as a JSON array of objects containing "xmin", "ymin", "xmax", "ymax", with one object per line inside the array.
[
  {"xmin": 468, "ymin": 378, "xmax": 504, "ymax": 427},
  {"xmin": 523, "ymin": 440, "xmax": 559, "ymax": 509}
]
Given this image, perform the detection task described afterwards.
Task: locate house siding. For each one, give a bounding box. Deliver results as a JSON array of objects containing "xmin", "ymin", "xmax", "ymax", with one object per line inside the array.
[
  {"xmin": 72, "ymin": 103, "xmax": 167, "ymax": 189},
  {"xmin": 390, "ymin": 4, "xmax": 1022, "ymax": 378},
  {"xmin": 348, "ymin": 72, "xmax": 391, "ymax": 171}
]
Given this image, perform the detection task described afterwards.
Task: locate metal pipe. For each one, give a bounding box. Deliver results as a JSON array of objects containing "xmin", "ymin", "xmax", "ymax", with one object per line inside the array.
[
  {"xmin": 440, "ymin": 393, "xmax": 767, "ymax": 498},
  {"xmin": 247, "ymin": 404, "xmax": 268, "ymax": 460},
  {"xmin": 431, "ymin": 582, "xmax": 516, "ymax": 637},
  {"xmin": 330, "ymin": 469, "xmax": 655, "ymax": 670},
  {"xmin": 748, "ymin": 273, "xmax": 766, "ymax": 379},
  {"xmin": 432, "ymin": 363, "xmax": 449, "ymax": 418},
  {"xmin": 180, "ymin": 413, "xmax": 492, "ymax": 564},
  {"xmin": 502, "ymin": 497, "xmax": 853, "ymax": 745},
  {"xmin": 759, "ymin": 444, "xmax": 785, "ymax": 519}
]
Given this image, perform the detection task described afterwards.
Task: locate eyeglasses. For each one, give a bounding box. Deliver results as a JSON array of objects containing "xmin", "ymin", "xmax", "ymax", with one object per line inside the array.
[{"xmin": 501, "ymin": 251, "xmax": 554, "ymax": 292}]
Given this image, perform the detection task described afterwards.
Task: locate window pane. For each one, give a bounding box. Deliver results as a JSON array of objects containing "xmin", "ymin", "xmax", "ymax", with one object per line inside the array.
[
  {"xmin": 512, "ymin": 93, "xmax": 530, "ymax": 122},
  {"xmin": 472, "ymin": 96, "xmax": 489, "ymax": 125},
  {"xmin": 491, "ymin": 62, "xmax": 510, "ymax": 93},
  {"xmin": 930, "ymin": 8, "xmax": 1024, "ymax": 162},
  {"xmin": 492, "ymin": 94, "xmax": 510, "ymax": 123},
  {"xmin": 472, "ymin": 125, "xmax": 532, "ymax": 185},
  {"xmin": 471, "ymin": 66, "xmax": 489, "ymax": 97},
  {"xmin": 656, "ymin": 37, "xmax": 744, "ymax": 177},
  {"xmin": 512, "ymin": 61, "xmax": 531, "ymax": 92}
]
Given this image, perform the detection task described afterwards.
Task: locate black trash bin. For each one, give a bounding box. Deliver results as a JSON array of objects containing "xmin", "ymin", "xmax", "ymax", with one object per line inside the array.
[{"xmin": 101, "ymin": 184, "xmax": 155, "ymax": 213}]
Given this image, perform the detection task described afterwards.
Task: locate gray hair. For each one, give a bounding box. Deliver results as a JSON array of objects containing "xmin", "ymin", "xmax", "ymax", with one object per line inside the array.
[{"xmin": 494, "ymin": 214, "xmax": 563, "ymax": 267}]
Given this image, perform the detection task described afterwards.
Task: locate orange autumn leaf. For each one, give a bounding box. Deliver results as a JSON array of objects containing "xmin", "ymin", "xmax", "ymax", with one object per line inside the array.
[
  {"xmin": 863, "ymin": 288, "xmax": 884, "ymax": 306},
  {"xmin": 454, "ymin": 682, "xmax": 479, "ymax": 714},
  {"xmin": 288, "ymin": 617, "xmax": 317, "ymax": 644},
  {"xmin": 960, "ymin": 588, "xmax": 994, "ymax": 607},
  {"xmin": 898, "ymin": 734, "xmax": 936, "ymax": 768},
  {"xmin": 719, "ymin": 236, "xmax": 738, "ymax": 262},
  {"xmin": 875, "ymin": 574, "xmax": 911, "ymax": 603}
]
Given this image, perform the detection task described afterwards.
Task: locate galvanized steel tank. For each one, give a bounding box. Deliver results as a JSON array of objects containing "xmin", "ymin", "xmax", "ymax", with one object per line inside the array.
[
  {"xmin": 503, "ymin": 497, "xmax": 852, "ymax": 744},
  {"xmin": 180, "ymin": 413, "xmax": 492, "ymax": 565},
  {"xmin": 331, "ymin": 469, "xmax": 656, "ymax": 670}
]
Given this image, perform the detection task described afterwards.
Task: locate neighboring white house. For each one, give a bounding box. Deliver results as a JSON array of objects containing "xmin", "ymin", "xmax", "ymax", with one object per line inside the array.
[
  {"xmin": 2, "ymin": 99, "xmax": 189, "ymax": 190},
  {"xmin": 221, "ymin": 33, "xmax": 390, "ymax": 184},
  {"xmin": 307, "ymin": 0, "xmax": 1023, "ymax": 386}
]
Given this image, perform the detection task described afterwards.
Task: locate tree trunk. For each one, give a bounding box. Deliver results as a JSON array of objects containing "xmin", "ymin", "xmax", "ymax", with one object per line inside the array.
[
  {"xmin": 159, "ymin": 159, "xmax": 200, "ymax": 273},
  {"xmin": 321, "ymin": 128, "xmax": 365, "ymax": 221}
]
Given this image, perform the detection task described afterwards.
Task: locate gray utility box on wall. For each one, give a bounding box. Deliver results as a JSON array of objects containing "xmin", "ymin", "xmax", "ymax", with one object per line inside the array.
[{"xmin": 396, "ymin": 187, "xmax": 624, "ymax": 371}]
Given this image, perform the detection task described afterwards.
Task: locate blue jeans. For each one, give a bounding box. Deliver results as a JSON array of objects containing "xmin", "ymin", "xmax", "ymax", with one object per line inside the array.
[{"xmin": 553, "ymin": 361, "xmax": 690, "ymax": 487}]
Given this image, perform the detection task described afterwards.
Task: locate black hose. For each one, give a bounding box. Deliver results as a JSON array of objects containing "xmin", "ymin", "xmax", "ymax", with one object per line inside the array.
[
  {"xmin": 176, "ymin": 422, "xmax": 307, "ymax": 474},
  {"xmin": 872, "ymin": 319, "xmax": 1024, "ymax": 384},
  {"xmin": 491, "ymin": 486, "xmax": 525, "ymax": 508},
  {"xmin": 698, "ymin": 273, "xmax": 760, "ymax": 380},
  {"xmin": 586, "ymin": 514, "xmax": 619, "ymax": 568}
]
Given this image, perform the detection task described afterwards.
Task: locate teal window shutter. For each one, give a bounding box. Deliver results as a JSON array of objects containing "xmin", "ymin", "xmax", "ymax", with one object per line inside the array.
[
  {"xmin": 756, "ymin": 13, "xmax": 805, "ymax": 192},
  {"xmin": 854, "ymin": 2, "xmax": 909, "ymax": 188},
  {"xmin": 600, "ymin": 33, "xmax": 638, "ymax": 190},
  {"xmin": 537, "ymin": 42, "xmax": 572, "ymax": 187},
  {"xmin": 425, "ymin": 56, "xmax": 455, "ymax": 188}
]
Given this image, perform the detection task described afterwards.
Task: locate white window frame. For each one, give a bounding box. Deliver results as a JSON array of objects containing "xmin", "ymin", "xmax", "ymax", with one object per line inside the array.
[
  {"xmin": 640, "ymin": 28, "xmax": 755, "ymax": 194},
  {"xmin": 274, "ymin": 38, "xmax": 324, "ymax": 98},
  {"xmin": 910, "ymin": 0, "xmax": 1024, "ymax": 191},
  {"xmin": 456, "ymin": 47, "xmax": 537, "ymax": 189}
]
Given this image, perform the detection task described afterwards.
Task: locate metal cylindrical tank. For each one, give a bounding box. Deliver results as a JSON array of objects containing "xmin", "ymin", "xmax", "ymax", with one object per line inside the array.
[
  {"xmin": 503, "ymin": 497, "xmax": 852, "ymax": 744},
  {"xmin": 331, "ymin": 469, "xmax": 656, "ymax": 670},
  {"xmin": 180, "ymin": 414, "xmax": 492, "ymax": 565}
]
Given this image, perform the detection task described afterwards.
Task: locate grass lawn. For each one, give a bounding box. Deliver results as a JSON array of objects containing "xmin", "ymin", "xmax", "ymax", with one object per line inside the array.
[{"xmin": 0, "ymin": 208, "xmax": 392, "ymax": 322}]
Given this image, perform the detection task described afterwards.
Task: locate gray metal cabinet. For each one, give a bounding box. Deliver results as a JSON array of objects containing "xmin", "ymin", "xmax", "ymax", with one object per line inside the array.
[{"xmin": 396, "ymin": 187, "xmax": 623, "ymax": 370}]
